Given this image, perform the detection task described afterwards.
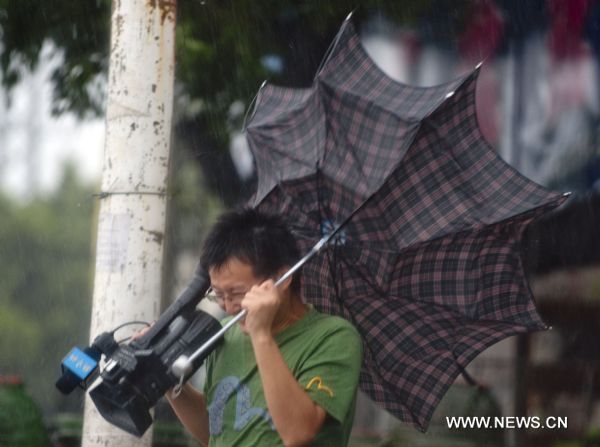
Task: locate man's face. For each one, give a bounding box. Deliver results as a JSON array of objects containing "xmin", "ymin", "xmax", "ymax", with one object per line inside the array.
[{"xmin": 209, "ymin": 257, "xmax": 262, "ymax": 318}]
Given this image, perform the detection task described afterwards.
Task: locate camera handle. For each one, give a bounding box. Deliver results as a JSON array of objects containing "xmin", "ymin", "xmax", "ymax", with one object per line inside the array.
[{"xmin": 170, "ymin": 235, "xmax": 330, "ymax": 392}]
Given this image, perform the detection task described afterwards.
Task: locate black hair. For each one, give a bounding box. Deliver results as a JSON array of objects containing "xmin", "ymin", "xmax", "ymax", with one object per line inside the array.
[{"xmin": 200, "ymin": 208, "xmax": 301, "ymax": 293}]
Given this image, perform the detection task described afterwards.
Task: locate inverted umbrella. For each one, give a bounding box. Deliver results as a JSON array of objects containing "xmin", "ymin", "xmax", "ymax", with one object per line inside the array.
[{"xmin": 245, "ymin": 17, "xmax": 567, "ymax": 431}]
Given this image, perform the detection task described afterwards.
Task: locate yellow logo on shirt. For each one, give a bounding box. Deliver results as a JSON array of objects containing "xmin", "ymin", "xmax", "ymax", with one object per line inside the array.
[{"xmin": 305, "ymin": 376, "xmax": 334, "ymax": 397}]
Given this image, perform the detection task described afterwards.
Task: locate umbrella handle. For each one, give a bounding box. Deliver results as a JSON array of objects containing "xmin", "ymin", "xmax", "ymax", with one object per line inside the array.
[{"xmin": 171, "ymin": 236, "xmax": 329, "ymax": 381}]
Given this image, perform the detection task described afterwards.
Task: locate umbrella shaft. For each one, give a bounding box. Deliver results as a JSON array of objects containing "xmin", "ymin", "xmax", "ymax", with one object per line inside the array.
[
  {"xmin": 188, "ymin": 309, "xmax": 247, "ymax": 364},
  {"xmin": 275, "ymin": 236, "xmax": 327, "ymax": 286}
]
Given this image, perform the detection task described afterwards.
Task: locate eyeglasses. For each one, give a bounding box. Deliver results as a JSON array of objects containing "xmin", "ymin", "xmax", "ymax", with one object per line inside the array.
[{"xmin": 206, "ymin": 288, "xmax": 250, "ymax": 306}]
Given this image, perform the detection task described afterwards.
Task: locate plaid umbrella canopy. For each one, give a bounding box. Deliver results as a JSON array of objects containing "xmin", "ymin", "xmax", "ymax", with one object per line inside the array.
[{"xmin": 245, "ymin": 18, "xmax": 567, "ymax": 431}]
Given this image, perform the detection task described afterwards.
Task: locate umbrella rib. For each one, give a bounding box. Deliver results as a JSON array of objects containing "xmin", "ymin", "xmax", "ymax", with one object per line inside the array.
[
  {"xmin": 314, "ymin": 11, "xmax": 354, "ymax": 77},
  {"xmin": 266, "ymin": 144, "xmax": 318, "ymax": 173},
  {"xmin": 271, "ymin": 178, "xmax": 319, "ymax": 236},
  {"xmin": 316, "ymin": 164, "xmax": 339, "ymax": 234},
  {"xmin": 341, "ymin": 193, "xmax": 566, "ymax": 257},
  {"xmin": 319, "ymin": 83, "xmax": 423, "ymax": 200},
  {"xmin": 325, "ymin": 241, "xmax": 344, "ymax": 310},
  {"xmin": 321, "ymin": 76, "xmax": 425, "ymax": 124},
  {"xmin": 242, "ymin": 79, "xmax": 267, "ymax": 131},
  {"xmin": 325, "ymin": 247, "xmax": 389, "ymax": 412},
  {"xmin": 337, "ymin": 253, "xmax": 388, "ymax": 300},
  {"xmin": 316, "ymin": 163, "xmax": 347, "ymax": 314}
]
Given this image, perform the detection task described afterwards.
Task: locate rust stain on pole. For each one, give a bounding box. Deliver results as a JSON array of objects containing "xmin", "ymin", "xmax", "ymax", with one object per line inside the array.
[{"xmin": 147, "ymin": 0, "xmax": 176, "ymax": 24}]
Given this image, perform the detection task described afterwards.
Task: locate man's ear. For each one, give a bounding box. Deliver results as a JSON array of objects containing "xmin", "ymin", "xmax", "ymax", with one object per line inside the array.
[{"xmin": 276, "ymin": 266, "xmax": 293, "ymax": 291}]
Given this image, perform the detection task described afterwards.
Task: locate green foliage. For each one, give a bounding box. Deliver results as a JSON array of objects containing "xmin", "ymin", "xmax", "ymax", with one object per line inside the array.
[
  {"xmin": 0, "ymin": 0, "xmax": 474, "ymax": 130},
  {"xmin": 0, "ymin": 0, "xmax": 110, "ymax": 116},
  {"xmin": 174, "ymin": 0, "xmax": 471, "ymax": 146},
  {"xmin": 169, "ymin": 155, "xmax": 223, "ymax": 253},
  {"xmin": 0, "ymin": 382, "xmax": 50, "ymax": 446},
  {"xmin": 0, "ymin": 304, "xmax": 42, "ymax": 369},
  {"xmin": 0, "ymin": 164, "xmax": 96, "ymax": 413},
  {"xmin": 0, "ymin": 1, "xmax": 475, "ymax": 205}
]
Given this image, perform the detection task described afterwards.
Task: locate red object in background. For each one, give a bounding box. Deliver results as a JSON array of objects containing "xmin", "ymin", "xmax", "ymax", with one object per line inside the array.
[
  {"xmin": 548, "ymin": 0, "xmax": 590, "ymax": 60},
  {"xmin": 458, "ymin": 0, "xmax": 504, "ymax": 63},
  {"xmin": 0, "ymin": 375, "xmax": 23, "ymax": 385},
  {"xmin": 457, "ymin": 0, "xmax": 504, "ymax": 145}
]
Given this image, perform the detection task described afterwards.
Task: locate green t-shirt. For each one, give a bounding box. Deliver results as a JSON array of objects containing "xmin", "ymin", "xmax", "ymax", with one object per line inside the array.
[{"xmin": 203, "ymin": 305, "xmax": 363, "ymax": 446}]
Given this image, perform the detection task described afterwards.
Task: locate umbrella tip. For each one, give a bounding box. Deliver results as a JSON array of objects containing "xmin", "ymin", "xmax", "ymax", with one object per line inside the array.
[
  {"xmin": 345, "ymin": 10, "xmax": 354, "ymax": 22},
  {"xmin": 563, "ymin": 191, "xmax": 572, "ymax": 197},
  {"xmin": 445, "ymin": 91, "xmax": 455, "ymax": 99},
  {"xmin": 260, "ymin": 80, "xmax": 267, "ymax": 89},
  {"xmin": 476, "ymin": 61, "xmax": 483, "ymax": 69}
]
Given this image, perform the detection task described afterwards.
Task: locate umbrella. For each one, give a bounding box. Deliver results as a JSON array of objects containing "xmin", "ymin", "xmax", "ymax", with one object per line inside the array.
[{"xmin": 244, "ymin": 17, "xmax": 567, "ymax": 431}]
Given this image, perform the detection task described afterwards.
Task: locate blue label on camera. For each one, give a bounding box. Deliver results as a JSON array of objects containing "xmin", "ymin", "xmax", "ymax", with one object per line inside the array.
[{"xmin": 62, "ymin": 347, "xmax": 98, "ymax": 380}]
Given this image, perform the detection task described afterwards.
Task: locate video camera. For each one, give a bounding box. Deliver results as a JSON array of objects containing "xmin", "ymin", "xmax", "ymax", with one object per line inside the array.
[{"xmin": 55, "ymin": 268, "xmax": 223, "ymax": 437}]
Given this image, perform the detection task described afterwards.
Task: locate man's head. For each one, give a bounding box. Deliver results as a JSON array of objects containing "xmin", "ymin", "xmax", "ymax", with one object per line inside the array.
[{"xmin": 200, "ymin": 208, "xmax": 301, "ymax": 313}]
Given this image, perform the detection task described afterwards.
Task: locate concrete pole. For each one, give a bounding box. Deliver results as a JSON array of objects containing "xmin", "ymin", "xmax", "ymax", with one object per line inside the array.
[{"xmin": 82, "ymin": 1, "xmax": 176, "ymax": 446}]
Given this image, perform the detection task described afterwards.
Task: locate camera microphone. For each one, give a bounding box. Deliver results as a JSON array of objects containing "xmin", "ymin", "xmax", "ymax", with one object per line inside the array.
[{"xmin": 56, "ymin": 345, "xmax": 102, "ymax": 394}]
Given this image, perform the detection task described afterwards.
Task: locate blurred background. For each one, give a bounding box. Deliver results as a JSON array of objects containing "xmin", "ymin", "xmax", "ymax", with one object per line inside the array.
[{"xmin": 0, "ymin": 1, "xmax": 599, "ymax": 446}]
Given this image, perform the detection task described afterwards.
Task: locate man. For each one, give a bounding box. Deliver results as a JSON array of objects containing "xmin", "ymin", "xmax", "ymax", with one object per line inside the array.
[{"xmin": 167, "ymin": 208, "xmax": 363, "ymax": 446}]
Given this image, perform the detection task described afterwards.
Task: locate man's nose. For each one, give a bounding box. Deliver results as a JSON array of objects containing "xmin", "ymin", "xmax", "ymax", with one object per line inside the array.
[{"xmin": 224, "ymin": 299, "xmax": 241, "ymax": 315}]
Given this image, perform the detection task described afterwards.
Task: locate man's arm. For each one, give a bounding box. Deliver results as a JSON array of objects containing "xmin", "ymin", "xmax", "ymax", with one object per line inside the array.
[
  {"xmin": 252, "ymin": 333, "xmax": 327, "ymax": 446},
  {"xmin": 243, "ymin": 281, "xmax": 327, "ymax": 447},
  {"xmin": 165, "ymin": 384, "xmax": 210, "ymax": 446}
]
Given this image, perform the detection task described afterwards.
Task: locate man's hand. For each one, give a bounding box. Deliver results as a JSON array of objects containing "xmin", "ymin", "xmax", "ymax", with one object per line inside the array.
[
  {"xmin": 240, "ymin": 279, "xmax": 280, "ymax": 338},
  {"xmin": 131, "ymin": 322, "xmax": 153, "ymax": 341},
  {"xmin": 129, "ymin": 322, "xmax": 210, "ymax": 445}
]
